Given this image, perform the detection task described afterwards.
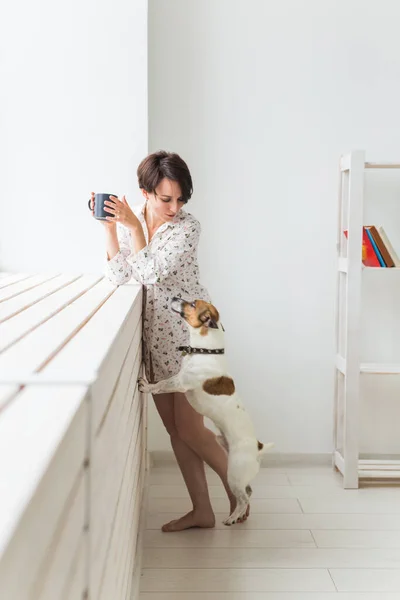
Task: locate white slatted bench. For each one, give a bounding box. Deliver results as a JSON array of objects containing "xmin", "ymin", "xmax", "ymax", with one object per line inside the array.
[{"xmin": 0, "ymin": 273, "xmax": 147, "ymax": 600}]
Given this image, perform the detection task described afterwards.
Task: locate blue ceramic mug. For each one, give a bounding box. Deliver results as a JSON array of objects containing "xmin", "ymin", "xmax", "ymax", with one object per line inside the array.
[{"xmin": 88, "ymin": 193, "xmax": 117, "ymax": 220}]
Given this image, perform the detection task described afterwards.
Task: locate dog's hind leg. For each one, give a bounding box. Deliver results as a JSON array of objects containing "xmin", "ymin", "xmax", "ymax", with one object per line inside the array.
[{"xmin": 223, "ymin": 487, "xmax": 249, "ymax": 526}]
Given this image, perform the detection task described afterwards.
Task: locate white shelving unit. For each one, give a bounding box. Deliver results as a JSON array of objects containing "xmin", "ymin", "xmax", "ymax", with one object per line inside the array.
[{"xmin": 333, "ymin": 150, "xmax": 400, "ymax": 488}]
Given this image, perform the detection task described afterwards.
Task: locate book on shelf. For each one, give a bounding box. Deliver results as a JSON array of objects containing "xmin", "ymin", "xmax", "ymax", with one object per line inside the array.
[
  {"xmin": 364, "ymin": 227, "xmax": 386, "ymax": 267},
  {"xmin": 365, "ymin": 226, "xmax": 395, "ymax": 267},
  {"xmin": 378, "ymin": 226, "xmax": 400, "ymax": 267},
  {"xmin": 343, "ymin": 226, "xmax": 400, "ymax": 267}
]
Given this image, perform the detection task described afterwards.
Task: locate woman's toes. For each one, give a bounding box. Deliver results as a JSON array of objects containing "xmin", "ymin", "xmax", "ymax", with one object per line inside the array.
[{"xmin": 162, "ymin": 510, "xmax": 215, "ymax": 532}]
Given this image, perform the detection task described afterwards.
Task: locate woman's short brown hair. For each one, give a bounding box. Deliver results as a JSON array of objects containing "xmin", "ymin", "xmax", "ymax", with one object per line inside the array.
[{"xmin": 137, "ymin": 151, "xmax": 193, "ymax": 202}]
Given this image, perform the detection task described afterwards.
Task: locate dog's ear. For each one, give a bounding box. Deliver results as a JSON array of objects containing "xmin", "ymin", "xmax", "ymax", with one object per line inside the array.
[
  {"xmin": 200, "ymin": 311, "xmax": 218, "ymax": 329},
  {"xmin": 199, "ymin": 311, "xmax": 218, "ymax": 335},
  {"xmin": 208, "ymin": 317, "xmax": 219, "ymax": 329}
]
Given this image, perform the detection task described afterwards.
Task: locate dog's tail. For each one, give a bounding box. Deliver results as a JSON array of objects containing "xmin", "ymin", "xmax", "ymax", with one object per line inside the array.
[{"xmin": 257, "ymin": 440, "xmax": 274, "ymax": 454}]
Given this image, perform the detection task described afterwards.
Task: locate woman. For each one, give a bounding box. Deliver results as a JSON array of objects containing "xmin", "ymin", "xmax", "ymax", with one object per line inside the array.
[{"xmin": 91, "ymin": 151, "xmax": 244, "ymax": 532}]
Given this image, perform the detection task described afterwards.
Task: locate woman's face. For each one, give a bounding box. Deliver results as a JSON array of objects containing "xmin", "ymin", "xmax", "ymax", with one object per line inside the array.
[{"xmin": 143, "ymin": 177, "xmax": 186, "ymax": 223}]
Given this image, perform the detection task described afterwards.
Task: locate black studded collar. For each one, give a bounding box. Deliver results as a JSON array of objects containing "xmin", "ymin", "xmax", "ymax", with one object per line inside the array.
[{"xmin": 178, "ymin": 345, "xmax": 225, "ymax": 356}]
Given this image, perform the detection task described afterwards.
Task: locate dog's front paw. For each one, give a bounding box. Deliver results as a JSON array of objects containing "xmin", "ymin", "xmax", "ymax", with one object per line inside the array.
[
  {"xmin": 223, "ymin": 514, "xmax": 236, "ymax": 526},
  {"xmin": 138, "ymin": 377, "xmax": 152, "ymax": 393},
  {"xmin": 223, "ymin": 503, "xmax": 249, "ymax": 526}
]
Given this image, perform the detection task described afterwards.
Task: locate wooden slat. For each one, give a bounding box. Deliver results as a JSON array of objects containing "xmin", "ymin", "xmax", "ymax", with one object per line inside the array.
[
  {"xmin": 124, "ymin": 414, "xmax": 146, "ymax": 597},
  {"xmin": 43, "ymin": 284, "xmax": 142, "ymax": 429},
  {"xmin": 0, "ymin": 384, "xmax": 87, "ymax": 554},
  {"xmin": 134, "ymin": 481, "xmax": 148, "ymax": 599},
  {"xmin": 0, "ymin": 287, "xmax": 141, "ymax": 390},
  {"xmin": 42, "ymin": 283, "xmax": 142, "ymax": 381},
  {"xmin": 0, "ymin": 274, "xmax": 59, "ymax": 302},
  {"xmin": 35, "ymin": 474, "xmax": 85, "ymax": 600},
  {"xmin": 0, "ymin": 279, "xmax": 118, "ymax": 378},
  {"xmin": 93, "ymin": 406, "xmax": 142, "ymax": 599},
  {"xmin": 0, "ymin": 274, "xmax": 102, "ymax": 352},
  {"xmin": 0, "ymin": 385, "xmax": 87, "ymax": 598},
  {"xmin": 95, "ymin": 406, "xmax": 143, "ymax": 600},
  {"xmin": 91, "ymin": 343, "xmax": 142, "ymax": 506},
  {"xmin": 91, "ymin": 355, "xmax": 142, "ymax": 600},
  {"xmin": 98, "ymin": 411, "xmax": 144, "ymax": 600},
  {"xmin": 92, "ymin": 307, "xmax": 142, "ymax": 432},
  {"xmin": 0, "ymin": 273, "xmax": 84, "ymax": 323},
  {"xmin": 0, "ymin": 385, "xmax": 20, "ymax": 411},
  {"xmin": 0, "ymin": 273, "xmax": 31, "ymax": 289},
  {"xmin": 61, "ymin": 534, "xmax": 86, "ymax": 600},
  {"xmin": 131, "ymin": 458, "xmax": 148, "ymax": 600}
]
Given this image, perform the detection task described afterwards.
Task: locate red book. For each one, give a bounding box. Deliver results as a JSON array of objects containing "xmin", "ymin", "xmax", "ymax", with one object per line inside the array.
[{"xmin": 343, "ymin": 228, "xmax": 381, "ymax": 267}]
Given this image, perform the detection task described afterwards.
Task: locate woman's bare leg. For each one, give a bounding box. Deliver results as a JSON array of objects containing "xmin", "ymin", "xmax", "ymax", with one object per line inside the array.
[{"xmin": 153, "ymin": 393, "xmax": 215, "ymax": 532}]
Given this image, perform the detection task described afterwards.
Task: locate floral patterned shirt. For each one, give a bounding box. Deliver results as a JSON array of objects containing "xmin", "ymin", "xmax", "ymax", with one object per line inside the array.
[{"xmin": 104, "ymin": 202, "xmax": 211, "ymax": 384}]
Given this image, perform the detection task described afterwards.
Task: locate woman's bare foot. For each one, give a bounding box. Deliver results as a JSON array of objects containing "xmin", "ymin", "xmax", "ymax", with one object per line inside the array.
[{"xmin": 162, "ymin": 509, "xmax": 216, "ymax": 532}]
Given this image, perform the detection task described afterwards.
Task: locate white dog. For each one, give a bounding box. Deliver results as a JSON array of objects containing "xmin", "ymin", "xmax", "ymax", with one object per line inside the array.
[{"xmin": 138, "ymin": 297, "xmax": 273, "ymax": 525}]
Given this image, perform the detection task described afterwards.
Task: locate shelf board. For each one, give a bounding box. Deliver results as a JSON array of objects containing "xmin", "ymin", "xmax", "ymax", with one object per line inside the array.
[
  {"xmin": 363, "ymin": 266, "xmax": 400, "ymax": 271},
  {"xmin": 336, "ymin": 355, "xmax": 400, "ymax": 375},
  {"xmin": 359, "ymin": 459, "xmax": 400, "ymax": 469},
  {"xmin": 361, "ymin": 363, "xmax": 400, "ymax": 374},
  {"xmin": 336, "ymin": 259, "xmax": 400, "ymax": 272},
  {"xmin": 365, "ymin": 162, "xmax": 400, "ymax": 169},
  {"xmin": 340, "ymin": 156, "xmax": 400, "ymax": 171},
  {"xmin": 334, "ymin": 452, "xmax": 400, "ymax": 481}
]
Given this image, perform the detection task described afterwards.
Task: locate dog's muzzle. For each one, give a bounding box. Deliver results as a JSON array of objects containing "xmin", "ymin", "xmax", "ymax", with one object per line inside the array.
[{"xmin": 171, "ymin": 297, "xmax": 185, "ymax": 316}]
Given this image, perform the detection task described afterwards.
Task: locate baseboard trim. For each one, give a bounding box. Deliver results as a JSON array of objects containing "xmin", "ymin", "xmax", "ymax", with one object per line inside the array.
[{"xmin": 150, "ymin": 450, "xmax": 331, "ymax": 468}]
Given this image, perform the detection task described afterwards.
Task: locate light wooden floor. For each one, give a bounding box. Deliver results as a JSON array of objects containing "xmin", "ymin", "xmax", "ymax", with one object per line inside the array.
[{"xmin": 140, "ymin": 464, "xmax": 400, "ymax": 599}]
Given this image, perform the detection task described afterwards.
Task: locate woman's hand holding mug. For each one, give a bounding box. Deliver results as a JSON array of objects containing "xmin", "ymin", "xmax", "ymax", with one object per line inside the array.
[
  {"xmin": 89, "ymin": 193, "xmax": 141, "ymax": 231},
  {"xmin": 89, "ymin": 192, "xmax": 116, "ymax": 229}
]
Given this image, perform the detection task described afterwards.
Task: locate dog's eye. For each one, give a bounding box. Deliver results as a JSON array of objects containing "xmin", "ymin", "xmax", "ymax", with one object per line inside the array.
[{"xmin": 191, "ymin": 302, "xmax": 196, "ymax": 308}]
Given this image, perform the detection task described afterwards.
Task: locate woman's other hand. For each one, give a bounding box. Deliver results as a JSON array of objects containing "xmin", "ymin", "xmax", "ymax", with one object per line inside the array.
[{"xmin": 104, "ymin": 195, "xmax": 141, "ymax": 230}]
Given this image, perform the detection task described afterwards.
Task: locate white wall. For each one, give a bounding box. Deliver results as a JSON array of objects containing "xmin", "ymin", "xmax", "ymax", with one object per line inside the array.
[
  {"xmin": 0, "ymin": 0, "xmax": 148, "ymax": 273},
  {"xmin": 148, "ymin": 0, "xmax": 400, "ymax": 454}
]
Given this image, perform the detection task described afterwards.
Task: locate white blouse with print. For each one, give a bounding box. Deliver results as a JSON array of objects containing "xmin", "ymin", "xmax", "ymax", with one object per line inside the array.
[{"xmin": 104, "ymin": 202, "xmax": 211, "ymax": 384}]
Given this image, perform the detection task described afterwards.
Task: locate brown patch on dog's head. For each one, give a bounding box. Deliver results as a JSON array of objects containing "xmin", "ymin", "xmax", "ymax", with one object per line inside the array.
[
  {"xmin": 258, "ymin": 441, "xmax": 264, "ymax": 451},
  {"xmin": 203, "ymin": 376, "xmax": 235, "ymax": 396},
  {"xmin": 172, "ymin": 298, "xmax": 220, "ymax": 334}
]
